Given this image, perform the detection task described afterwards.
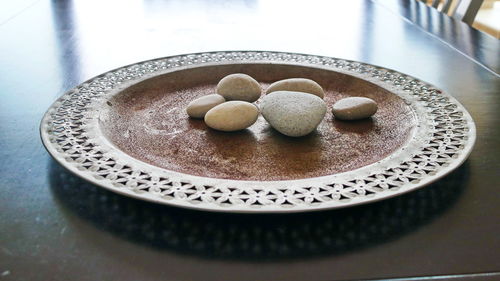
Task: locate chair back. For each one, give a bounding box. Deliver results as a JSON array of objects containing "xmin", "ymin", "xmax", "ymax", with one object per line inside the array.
[{"xmin": 421, "ymin": 0, "xmax": 485, "ymax": 25}]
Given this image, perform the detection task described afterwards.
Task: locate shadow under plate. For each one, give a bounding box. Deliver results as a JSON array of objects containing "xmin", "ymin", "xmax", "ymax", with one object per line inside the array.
[{"xmin": 49, "ymin": 159, "xmax": 469, "ymax": 261}]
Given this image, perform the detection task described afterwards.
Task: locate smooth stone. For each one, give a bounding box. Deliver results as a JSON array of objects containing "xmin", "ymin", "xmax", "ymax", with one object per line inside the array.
[
  {"xmin": 186, "ymin": 94, "xmax": 226, "ymax": 118},
  {"xmin": 261, "ymin": 91, "xmax": 327, "ymax": 137},
  {"xmin": 332, "ymin": 97, "xmax": 378, "ymax": 120},
  {"xmin": 266, "ymin": 78, "xmax": 325, "ymax": 99},
  {"xmin": 216, "ymin": 73, "xmax": 261, "ymax": 102},
  {"xmin": 205, "ymin": 101, "xmax": 259, "ymax": 131}
]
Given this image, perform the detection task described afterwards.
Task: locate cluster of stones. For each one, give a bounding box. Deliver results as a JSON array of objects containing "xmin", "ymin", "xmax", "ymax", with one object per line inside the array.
[{"xmin": 186, "ymin": 73, "xmax": 377, "ymax": 137}]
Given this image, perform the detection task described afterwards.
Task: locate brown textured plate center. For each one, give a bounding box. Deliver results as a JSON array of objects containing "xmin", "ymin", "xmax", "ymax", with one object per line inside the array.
[{"xmin": 100, "ymin": 63, "xmax": 417, "ymax": 181}]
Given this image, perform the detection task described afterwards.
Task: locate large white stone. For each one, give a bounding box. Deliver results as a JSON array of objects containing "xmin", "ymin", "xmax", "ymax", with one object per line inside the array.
[{"xmin": 261, "ymin": 91, "xmax": 327, "ymax": 137}]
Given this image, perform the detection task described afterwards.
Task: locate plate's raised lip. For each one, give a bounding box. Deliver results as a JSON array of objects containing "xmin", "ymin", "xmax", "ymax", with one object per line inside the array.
[{"xmin": 40, "ymin": 50, "xmax": 476, "ymax": 213}]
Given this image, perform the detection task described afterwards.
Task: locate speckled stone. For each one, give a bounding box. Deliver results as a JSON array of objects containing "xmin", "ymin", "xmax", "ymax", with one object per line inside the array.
[
  {"xmin": 261, "ymin": 91, "xmax": 327, "ymax": 137},
  {"xmin": 266, "ymin": 78, "xmax": 325, "ymax": 99},
  {"xmin": 216, "ymin": 73, "xmax": 261, "ymax": 102},
  {"xmin": 332, "ymin": 97, "xmax": 378, "ymax": 120},
  {"xmin": 205, "ymin": 101, "xmax": 259, "ymax": 131},
  {"xmin": 186, "ymin": 94, "xmax": 226, "ymax": 118}
]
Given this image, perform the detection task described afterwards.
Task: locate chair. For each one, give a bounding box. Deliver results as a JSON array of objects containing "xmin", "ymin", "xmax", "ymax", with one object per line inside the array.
[{"xmin": 424, "ymin": 0, "xmax": 485, "ymax": 25}]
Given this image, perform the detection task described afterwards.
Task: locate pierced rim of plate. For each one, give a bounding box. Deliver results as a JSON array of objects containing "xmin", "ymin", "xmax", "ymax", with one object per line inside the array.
[{"xmin": 40, "ymin": 51, "xmax": 476, "ymax": 213}]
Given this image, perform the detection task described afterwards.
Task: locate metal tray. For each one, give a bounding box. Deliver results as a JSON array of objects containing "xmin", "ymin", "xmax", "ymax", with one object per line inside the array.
[{"xmin": 40, "ymin": 51, "xmax": 476, "ymax": 213}]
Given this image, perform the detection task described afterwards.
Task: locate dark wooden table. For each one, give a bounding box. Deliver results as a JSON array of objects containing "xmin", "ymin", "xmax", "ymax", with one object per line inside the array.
[{"xmin": 1, "ymin": 0, "xmax": 499, "ymax": 280}]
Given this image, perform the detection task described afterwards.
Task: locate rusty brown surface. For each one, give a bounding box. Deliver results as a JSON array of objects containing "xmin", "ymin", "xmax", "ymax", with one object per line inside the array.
[{"xmin": 101, "ymin": 64, "xmax": 416, "ymax": 181}]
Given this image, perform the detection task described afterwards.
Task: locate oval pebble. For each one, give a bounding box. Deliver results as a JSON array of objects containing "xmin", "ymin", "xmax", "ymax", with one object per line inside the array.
[
  {"xmin": 266, "ymin": 78, "xmax": 325, "ymax": 99},
  {"xmin": 261, "ymin": 91, "xmax": 327, "ymax": 137},
  {"xmin": 205, "ymin": 101, "xmax": 259, "ymax": 132},
  {"xmin": 186, "ymin": 94, "xmax": 226, "ymax": 118},
  {"xmin": 216, "ymin": 73, "xmax": 261, "ymax": 102},
  {"xmin": 332, "ymin": 97, "xmax": 378, "ymax": 120}
]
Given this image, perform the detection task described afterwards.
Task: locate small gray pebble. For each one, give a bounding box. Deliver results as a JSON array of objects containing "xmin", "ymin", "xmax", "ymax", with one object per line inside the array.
[
  {"xmin": 186, "ymin": 94, "xmax": 225, "ymax": 118},
  {"xmin": 216, "ymin": 73, "xmax": 261, "ymax": 102},
  {"xmin": 266, "ymin": 78, "xmax": 325, "ymax": 99},
  {"xmin": 332, "ymin": 97, "xmax": 378, "ymax": 120},
  {"xmin": 205, "ymin": 101, "xmax": 259, "ymax": 131}
]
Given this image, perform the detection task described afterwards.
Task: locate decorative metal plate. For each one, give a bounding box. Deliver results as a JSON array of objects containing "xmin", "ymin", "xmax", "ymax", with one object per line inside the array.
[{"xmin": 40, "ymin": 51, "xmax": 476, "ymax": 213}]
